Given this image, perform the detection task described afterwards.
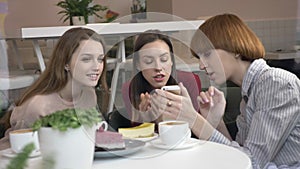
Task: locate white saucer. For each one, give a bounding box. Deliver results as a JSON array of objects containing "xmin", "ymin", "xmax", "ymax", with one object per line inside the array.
[
  {"xmin": 2, "ymin": 148, "xmax": 41, "ymax": 158},
  {"xmin": 130, "ymin": 133, "xmax": 159, "ymax": 142},
  {"xmin": 150, "ymin": 138, "xmax": 199, "ymax": 150}
]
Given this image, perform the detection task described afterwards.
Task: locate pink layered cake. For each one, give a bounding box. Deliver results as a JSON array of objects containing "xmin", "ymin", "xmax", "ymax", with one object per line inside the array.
[{"xmin": 96, "ymin": 129, "xmax": 125, "ymax": 150}]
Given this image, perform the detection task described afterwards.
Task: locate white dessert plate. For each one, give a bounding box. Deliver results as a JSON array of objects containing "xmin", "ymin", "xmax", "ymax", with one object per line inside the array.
[
  {"xmin": 150, "ymin": 138, "xmax": 199, "ymax": 150},
  {"xmin": 129, "ymin": 133, "xmax": 159, "ymax": 142},
  {"xmin": 94, "ymin": 139, "xmax": 145, "ymax": 158},
  {"xmin": 1, "ymin": 148, "xmax": 41, "ymax": 158}
]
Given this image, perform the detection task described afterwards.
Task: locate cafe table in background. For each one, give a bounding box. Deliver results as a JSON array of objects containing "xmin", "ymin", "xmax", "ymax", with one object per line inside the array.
[{"xmin": 0, "ymin": 139, "xmax": 252, "ymax": 169}]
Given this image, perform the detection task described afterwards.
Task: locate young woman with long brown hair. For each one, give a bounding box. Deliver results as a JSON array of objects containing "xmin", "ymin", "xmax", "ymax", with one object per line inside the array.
[{"xmin": 0, "ymin": 27, "xmax": 108, "ymax": 150}]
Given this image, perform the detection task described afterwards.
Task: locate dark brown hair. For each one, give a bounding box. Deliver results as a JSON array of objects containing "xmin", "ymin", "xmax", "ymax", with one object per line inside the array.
[{"xmin": 130, "ymin": 30, "xmax": 178, "ymax": 112}]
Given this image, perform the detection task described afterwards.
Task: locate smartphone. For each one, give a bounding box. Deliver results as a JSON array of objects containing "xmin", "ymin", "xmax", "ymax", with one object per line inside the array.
[{"xmin": 161, "ymin": 85, "xmax": 181, "ymax": 95}]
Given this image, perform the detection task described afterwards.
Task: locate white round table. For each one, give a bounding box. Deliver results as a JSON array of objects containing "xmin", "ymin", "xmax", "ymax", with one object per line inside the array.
[
  {"xmin": 0, "ymin": 140, "xmax": 252, "ymax": 169},
  {"xmin": 93, "ymin": 140, "xmax": 252, "ymax": 169}
]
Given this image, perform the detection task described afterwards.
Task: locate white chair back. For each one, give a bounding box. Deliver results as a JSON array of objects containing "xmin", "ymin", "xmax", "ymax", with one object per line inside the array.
[{"xmin": 107, "ymin": 59, "xmax": 133, "ymax": 114}]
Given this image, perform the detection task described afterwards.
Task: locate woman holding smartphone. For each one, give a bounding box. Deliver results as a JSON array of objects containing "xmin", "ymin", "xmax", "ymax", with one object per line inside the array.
[{"xmin": 122, "ymin": 30, "xmax": 202, "ymax": 126}]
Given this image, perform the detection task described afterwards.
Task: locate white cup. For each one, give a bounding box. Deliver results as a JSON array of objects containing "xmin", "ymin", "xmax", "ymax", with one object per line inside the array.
[
  {"xmin": 9, "ymin": 128, "xmax": 40, "ymax": 154},
  {"xmin": 97, "ymin": 121, "xmax": 108, "ymax": 131},
  {"xmin": 158, "ymin": 120, "xmax": 191, "ymax": 146}
]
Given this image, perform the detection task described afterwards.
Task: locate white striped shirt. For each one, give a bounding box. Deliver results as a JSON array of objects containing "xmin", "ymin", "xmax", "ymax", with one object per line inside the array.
[{"xmin": 209, "ymin": 59, "xmax": 300, "ymax": 169}]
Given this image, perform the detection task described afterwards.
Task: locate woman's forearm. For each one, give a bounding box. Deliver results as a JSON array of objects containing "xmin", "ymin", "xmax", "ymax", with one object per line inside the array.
[
  {"xmin": 191, "ymin": 114, "xmax": 215, "ymax": 140},
  {"xmin": 216, "ymin": 120, "xmax": 233, "ymax": 141}
]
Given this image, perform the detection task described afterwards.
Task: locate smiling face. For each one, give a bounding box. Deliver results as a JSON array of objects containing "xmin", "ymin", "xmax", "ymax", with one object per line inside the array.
[
  {"xmin": 137, "ymin": 40, "xmax": 173, "ymax": 88},
  {"xmin": 199, "ymin": 49, "xmax": 236, "ymax": 85},
  {"xmin": 69, "ymin": 39, "xmax": 104, "ymax": 87}
]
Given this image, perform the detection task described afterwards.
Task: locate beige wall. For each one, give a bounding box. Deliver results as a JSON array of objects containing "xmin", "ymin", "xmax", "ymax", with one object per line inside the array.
[
  {"xmin": 147, "ymin": 0, "xmax": 299, "ymax": 20},
  {"xmin": 172, "ymin": 0, "xmax": 299, "ymax": 20},
  {"xmin": 147, "ymin": 0, "xmax": 173, "ymax": 14},
  {"xmin": 3, "ymin": 0, "xmax": 131, "ymax": 37},
  {"xmin": 2, "ymin": 0, "xmax": 299, "ymax": 37},
  {"xmin": 4, "ymin": 0, "xmax": 62, "ymax": 37}
]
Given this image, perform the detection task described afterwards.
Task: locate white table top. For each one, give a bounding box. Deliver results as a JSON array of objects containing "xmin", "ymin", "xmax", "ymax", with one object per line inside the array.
[
  {"xmin": 0, "ymin": 140, "xmax": 252, "ymax": 169},
  {"xmin": 20, "ymin": 20, "xmax": 204, "ymax": 72},
  {"xmin": 21, "ymin": 20, "xmax": 204, "ymax": 38}
]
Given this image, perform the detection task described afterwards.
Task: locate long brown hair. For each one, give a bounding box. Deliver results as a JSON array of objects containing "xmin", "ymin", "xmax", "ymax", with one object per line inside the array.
[
  {"xmin": 191, "ymin": 13, "xmax": 265, "ymax": 61},
  {"xmin": 16, "ymin": 27, "xmax": 108, "ymax": 106}
]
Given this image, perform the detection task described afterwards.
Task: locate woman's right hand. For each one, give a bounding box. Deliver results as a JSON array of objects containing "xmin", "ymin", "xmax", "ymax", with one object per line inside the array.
[
  {"xmin": 151, "ymin": 82, "xmax": 199, "ymax": 127},
  {"xmin": 138, "ymin": 92, "xmax": 151, "ymax": 112}
]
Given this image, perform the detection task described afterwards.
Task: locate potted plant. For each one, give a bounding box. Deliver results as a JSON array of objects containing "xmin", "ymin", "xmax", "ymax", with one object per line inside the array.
[
  {"xmin": 56, "ymin": 0, "xmax": 108, "ymax": 25},
  {"xmin": 6, "ymin": 143, "xmax": 36, "ymax": 169},
  {"xmin": 104, "ymin": 10, "xmax": 119, "ymax": 23},
  {"xmin": 32, "ymin": 107, "xmax": 102, "ymax": 169},
  {"xmin": 130, "ymin": 0, "xmax": 147, "ymax": 21}
]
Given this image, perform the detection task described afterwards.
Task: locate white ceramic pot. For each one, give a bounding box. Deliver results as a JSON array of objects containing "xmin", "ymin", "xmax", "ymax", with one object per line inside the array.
[
  {"xmin": 72, "ymin": 16, "xmax": 85, "ymax": 25},
  {"xmin": 38, "ymin": 125, "xmax": 96, "ymax": 169}
]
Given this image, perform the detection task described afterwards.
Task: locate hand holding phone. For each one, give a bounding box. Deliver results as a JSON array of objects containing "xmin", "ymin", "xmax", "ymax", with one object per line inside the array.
[{"xmin": 161, "ymin": 85, "xmax": 181, "ymax": 95}]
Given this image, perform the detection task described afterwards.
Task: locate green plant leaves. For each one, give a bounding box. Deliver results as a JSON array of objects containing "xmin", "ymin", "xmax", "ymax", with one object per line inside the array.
[
  {"xmin": 56, "ymin": 0, "xmax": 108, "ymax": 25},
  {"xmin": 6, "ymin": 143, "xmax": 35, "ymax": 169},
  {"xmin": 32, "ymin": 107, "xmax": 102, "ymax": 132}
]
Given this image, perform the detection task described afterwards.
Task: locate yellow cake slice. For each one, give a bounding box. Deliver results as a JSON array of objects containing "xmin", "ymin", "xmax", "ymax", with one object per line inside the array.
[{"xmin": 118, "ymin": 123, "xmax": 155, "ymax": 138}]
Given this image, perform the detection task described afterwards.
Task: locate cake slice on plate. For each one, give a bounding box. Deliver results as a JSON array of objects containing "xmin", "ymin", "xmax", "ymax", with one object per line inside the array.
[
  {"xmin": 96, "ymin": 128, "xmax": 125, "ymax": 150},
  {"xmin": 118, "ymin": 123, "xmax": 155, "ymax": 139}
]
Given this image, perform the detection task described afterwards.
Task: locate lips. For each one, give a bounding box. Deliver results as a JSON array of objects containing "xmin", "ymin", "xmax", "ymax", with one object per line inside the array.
[
  {"xmin": 87, "ymin": 73, "xmax": 99, "ymax": 81},
  {"xmin": 153, "ymin": 74, "xmax": 165, "ymax": 82}
]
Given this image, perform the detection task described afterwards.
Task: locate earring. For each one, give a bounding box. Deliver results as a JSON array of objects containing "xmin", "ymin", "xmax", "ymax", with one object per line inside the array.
[
  {"xmin": 65, "ymin": 65, "xmax": 70, "ymax": 72},
  {"xmin": 235, "ymin": 54, "xmax": 240, "ymax": 58}
]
